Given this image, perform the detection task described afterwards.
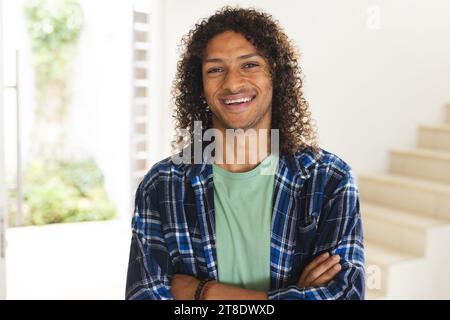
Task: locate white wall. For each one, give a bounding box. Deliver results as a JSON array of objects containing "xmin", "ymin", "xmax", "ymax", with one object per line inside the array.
[
  {"xmin": 152, "ymin": 0, "xmax": 450, "ymax": 175},
  {"xmin": 147, "ymin": 0, "xmax": 167, "ymax": 167},
  {"xmin": 70, "ymin": 0, "xmax": 135, "ymax": 218}
]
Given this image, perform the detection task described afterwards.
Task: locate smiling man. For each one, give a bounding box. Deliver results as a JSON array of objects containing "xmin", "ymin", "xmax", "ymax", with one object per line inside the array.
[{"xmin": 125, "ymin": 7, "xmax": 365, "ymax": 300}]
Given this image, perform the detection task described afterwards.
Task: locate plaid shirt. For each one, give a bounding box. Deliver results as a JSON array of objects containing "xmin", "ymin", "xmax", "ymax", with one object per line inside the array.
[{"xmin": 125, "ymin": 147, "xmax": 365, "ymax": 300}]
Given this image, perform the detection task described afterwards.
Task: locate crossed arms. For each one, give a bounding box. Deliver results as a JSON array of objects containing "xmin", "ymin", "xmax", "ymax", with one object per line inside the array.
[
  {"xmin": 125, "ymin": 169, "xmax": 365, "ymax": 300},
  {"xmin": 170, "ymin": 252, "xmax": 343, "ymax": 299}
]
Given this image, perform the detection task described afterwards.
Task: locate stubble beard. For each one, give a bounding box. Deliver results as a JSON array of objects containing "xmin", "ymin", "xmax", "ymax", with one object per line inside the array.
[{"xmin": 212, "ymin": 100, "xmax": 272, "ymax": 131}]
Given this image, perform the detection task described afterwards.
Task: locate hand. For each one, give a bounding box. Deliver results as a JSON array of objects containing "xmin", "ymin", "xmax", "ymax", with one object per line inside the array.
[
  {"xmin": 170, "ymin": 274, "xmax": 200, "ymax": 300},
  {"xmin": 297, "ymin": 252, "xmax": 341, "ymax": 288}
]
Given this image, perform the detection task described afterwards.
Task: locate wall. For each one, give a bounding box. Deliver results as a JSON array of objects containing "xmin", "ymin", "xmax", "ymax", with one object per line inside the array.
[
  {"xmin": 152, "ymin": 0, "xmax": 450, "ymax": 175},
  {"xmin": 70, "ymin": 0, "xmax": 135, "ymax": 218}
]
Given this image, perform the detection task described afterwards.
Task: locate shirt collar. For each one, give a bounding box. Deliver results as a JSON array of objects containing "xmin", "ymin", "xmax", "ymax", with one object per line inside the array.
[{"xmin": 186, "ymin": 145, "xmax": 322, "ymax": 183}]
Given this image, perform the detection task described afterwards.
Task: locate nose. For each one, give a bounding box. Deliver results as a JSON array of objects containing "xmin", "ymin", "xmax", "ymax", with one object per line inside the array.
[{"xmin": 222, "ymin": 68, "xmax": 245, "ymax": 93}]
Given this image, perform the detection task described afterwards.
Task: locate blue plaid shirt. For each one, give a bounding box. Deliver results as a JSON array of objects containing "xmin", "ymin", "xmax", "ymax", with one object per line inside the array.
[{"xmin": 125, "ymin": 147, "xmax": 365, "ymax": 300}]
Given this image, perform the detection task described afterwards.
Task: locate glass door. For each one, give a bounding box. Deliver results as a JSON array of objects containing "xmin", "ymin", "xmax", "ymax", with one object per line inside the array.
[{"xmin": 0, "ymin": 0, "xmax": 7, "ymax": 300}]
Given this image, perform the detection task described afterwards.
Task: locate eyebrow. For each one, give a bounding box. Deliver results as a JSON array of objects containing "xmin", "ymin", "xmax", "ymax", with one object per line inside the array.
[{"xmin": 203, "ymin": 53, "xmax": 262, "ymax": 64}]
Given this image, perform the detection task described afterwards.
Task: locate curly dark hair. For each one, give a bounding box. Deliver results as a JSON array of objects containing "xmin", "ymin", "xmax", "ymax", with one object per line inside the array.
[{"xmin": 171, "ymin": 6, "xmax": 319, "ymax": 158}]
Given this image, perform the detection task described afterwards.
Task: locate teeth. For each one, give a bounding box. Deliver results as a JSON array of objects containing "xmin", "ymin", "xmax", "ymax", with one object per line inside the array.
[{"xmin": 224, "ymin": 96, "xmax": 253, "ymax": 105}]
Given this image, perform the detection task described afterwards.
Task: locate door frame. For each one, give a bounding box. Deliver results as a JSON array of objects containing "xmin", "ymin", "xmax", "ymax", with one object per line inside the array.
[{"xmin": 0, "ymin": 0, "xmax": 7, "ymax": 300}]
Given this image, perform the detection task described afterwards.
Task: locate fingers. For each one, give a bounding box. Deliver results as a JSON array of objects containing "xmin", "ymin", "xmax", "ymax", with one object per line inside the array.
[
  {"xmin": 298, "ymin": 253, "xmax": 341, "ymax": 288},
  {"xmin": 298, "ymin": 252, "xmax": 330, "ymax": 286},
  {"xmin": 310, "ymin": 262, "xmax": 342, "ymax": 287},
  {"xmin": 304, "ymin": 255, "xmax": 340, "ymax": 286}
]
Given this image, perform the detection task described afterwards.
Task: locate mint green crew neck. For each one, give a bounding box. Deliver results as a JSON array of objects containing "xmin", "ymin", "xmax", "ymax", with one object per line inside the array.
[{"xmin": 213, "ymin": 153, "xmax": 278, "ymax": 291}]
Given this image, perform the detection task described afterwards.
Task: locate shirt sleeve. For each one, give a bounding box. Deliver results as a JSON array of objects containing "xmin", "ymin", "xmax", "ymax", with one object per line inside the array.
[
  {"xmin": 267, "ymin": 170, "xmax": 365, "ymax": 300},
  {"xmin": 125, "ymin": 174, "xmax": 174, "ymax": 300}
]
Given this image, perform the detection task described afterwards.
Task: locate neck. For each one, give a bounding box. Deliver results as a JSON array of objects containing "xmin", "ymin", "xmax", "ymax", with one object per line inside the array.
[{"xmin": 213, "ymin": 123, "xmax": 272, "ymax": 173}]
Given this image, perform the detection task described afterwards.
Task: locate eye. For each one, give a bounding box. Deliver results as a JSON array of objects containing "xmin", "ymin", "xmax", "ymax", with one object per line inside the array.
[
  {"xmin": 243, "ymin": 62, "xmax": 259, "ymax": 69},
  {"xmin": 207, "ymin": 67, "xmax": 223, "ymax": 74}
]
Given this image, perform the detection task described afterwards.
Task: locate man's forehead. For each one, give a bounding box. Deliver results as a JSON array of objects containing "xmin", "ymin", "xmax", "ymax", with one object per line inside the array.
[{"xmin": 202, "ymin": 31, "xmax": 263, "ymax": 61}]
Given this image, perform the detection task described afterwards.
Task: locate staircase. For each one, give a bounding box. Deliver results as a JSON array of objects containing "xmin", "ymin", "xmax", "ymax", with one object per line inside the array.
[{"xmin": 360, "ymin": 103, "xmax": 450, "ymax": 299}]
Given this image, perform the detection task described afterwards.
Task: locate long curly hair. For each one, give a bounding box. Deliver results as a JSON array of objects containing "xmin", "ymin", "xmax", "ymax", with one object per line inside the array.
[{"xmin": 171, "ymin": 6, "xmax": 319, "ymax": 158}]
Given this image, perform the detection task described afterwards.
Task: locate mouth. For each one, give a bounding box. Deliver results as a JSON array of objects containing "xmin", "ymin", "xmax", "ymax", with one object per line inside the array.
[{"xmin": 219, "ymin": 95, "xmax": 256, "ymax": 113}]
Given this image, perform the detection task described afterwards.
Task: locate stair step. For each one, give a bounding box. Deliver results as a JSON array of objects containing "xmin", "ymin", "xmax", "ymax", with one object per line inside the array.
[
  {"xmin": 134, "ymin": 42, "xmax": 150, "ymax": 51},
  {"xmin": 390, "ymin": 148, "xmax": 450, "ymax": 184},
  {"xmin": 365, "ymin": 241, "xmax": 418, "ymax": 297},
  {"xmin": 134, "ymin": 116, "xmax": 148, "ymax": 124},
  {"xmin": 134, "ymin": 151, "xmax": 148, "ymax": 160},
  {"xmin": 134, "ymin": 97, "xmax": 148, "ymax": 106},
  {"xmin": 365, "ymin": 241, "xmax": 418, "ymax": 266},
  {"xmin": 362, "ymin": 202, "xmax": 449, "ymax": 255},
  {"xmin": 133, "ymin": 22, "xmax": 150, "ymax": 32},
  {"xmin": 133, "ymin": 11, "xmax": 149, "ymax": 24},
  {"xmin": 134, "ymin": 79, "xmax": 150, "ymax": 88},
  {"xmin": 133, "ymin": 6, "xmax": 150, "ymax": 15},
  {"xmin": 418, "ymin": 125, "xmax": 450, "ymax": 152},
  {"xmin": 358, "ymin": 173, "xmax": 450, "ymax": 220},
  {"xmin": 134, "ymin": 61, "xmax": 149, "ymax": 69},
  {"xmin": 134, "ymin": 134, "xmax": 147, "ymax": 142}
]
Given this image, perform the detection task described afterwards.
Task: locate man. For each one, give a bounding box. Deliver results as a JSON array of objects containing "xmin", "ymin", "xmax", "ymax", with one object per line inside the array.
[{"xmin": 126, "ymin": 7, "xmax": 365, "ymax": 300}]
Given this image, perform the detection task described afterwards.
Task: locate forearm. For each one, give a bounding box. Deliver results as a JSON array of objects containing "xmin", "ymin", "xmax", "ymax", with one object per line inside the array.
[
  {"xmin": 267, "ymin": 262, "xmax": 365, "ymax": 300},
  {"xmin": 170, "ymin": 274, "xmax": 268, "ymax": 300},
  {"xmin": 202, "ymin": 280, "xmax": 268, "ymax": 300}
]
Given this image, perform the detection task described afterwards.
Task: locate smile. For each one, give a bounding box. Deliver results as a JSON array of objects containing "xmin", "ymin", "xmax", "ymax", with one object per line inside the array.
[
  {"xmin": 223, "ymin": 96, "xmax": 254, "ymax": 105},
  {"xmin": 219, "ymin": 95, "xmax": 256, "ymax": 112}
]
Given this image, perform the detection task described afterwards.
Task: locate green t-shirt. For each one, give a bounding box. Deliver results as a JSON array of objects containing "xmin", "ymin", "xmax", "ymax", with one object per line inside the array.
[{"xmin": 213, "ymin": 153, "xmax": 278, "ymax": 291}]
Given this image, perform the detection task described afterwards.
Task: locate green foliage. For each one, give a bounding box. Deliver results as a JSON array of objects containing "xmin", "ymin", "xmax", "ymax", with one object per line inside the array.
[
  {"xmin": 23, "ymin": 0, "xmax": 85, "ymax": 159},
  {"xmin": 8, "ymin": 159, "xmax": 116, "ymax": 226},
  {"xmin": 24, "ymin": 0, "xmax": 83, "ymax": 84},
  {"xmin": 15, "ymin": 1, "xmax": 115, "ymax": 226}
]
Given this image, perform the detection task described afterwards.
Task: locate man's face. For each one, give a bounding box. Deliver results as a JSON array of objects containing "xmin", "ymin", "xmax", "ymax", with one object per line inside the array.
[{"xmin": 202, "ymin": 31, "xmax": 273, "ymax": 130}]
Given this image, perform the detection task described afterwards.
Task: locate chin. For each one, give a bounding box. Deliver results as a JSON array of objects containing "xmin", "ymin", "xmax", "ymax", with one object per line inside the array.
[{"xmin": 224, "ymin": 120, "xmax": 256, "ymax": 130}]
